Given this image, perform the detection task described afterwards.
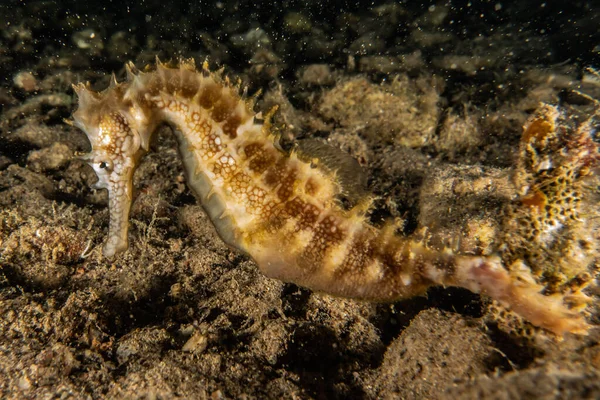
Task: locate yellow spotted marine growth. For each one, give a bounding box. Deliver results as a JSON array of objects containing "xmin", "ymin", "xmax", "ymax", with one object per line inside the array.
[
  {"xmin": 70, "ymin": 59, "xmax": 589, "ymax": 336},
  {"xmin": 498, "ymin": 104, "xmax": 600, "ymax": 325}
]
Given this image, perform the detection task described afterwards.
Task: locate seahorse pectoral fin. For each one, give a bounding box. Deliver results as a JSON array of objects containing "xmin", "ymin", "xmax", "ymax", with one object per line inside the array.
[
  {"xmin": 294, "ymin": 138, "xmax": 369, "ymax": 207},
  {"xmin": 452, "ymin": 256, "xmax": 590, "ymax": 336}
]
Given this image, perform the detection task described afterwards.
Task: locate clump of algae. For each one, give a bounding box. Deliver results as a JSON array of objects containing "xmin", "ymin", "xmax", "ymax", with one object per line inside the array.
[
  {"xmin": 492, "ymin": 103, "xmax": 600, "ymax": 335},
  {"xmin": 318, "ymin": 74, "xmax": 444, "ymax": 148}
]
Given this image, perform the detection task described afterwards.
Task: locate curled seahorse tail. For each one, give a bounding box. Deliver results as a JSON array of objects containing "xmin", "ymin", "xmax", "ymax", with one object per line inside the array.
[{"xmin": 441, "ymin": 256, "xmax": 590, "ymax": 336}]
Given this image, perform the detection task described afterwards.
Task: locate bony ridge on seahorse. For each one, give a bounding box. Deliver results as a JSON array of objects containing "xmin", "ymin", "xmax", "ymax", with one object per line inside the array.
[{"xmin": 67, "ymin": 57, "xmax": 590, "ymax": 337}]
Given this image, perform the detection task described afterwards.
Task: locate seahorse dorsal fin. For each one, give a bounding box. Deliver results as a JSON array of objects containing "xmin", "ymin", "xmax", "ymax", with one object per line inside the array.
[{"xmin": 295, "ymin": 138, "xmax": 368, "ymax": 206}]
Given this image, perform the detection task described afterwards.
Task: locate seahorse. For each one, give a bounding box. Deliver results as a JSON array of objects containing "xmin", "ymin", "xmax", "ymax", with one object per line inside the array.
[{"xmin": 68, "ymin": 58, "xmax": 589, "ymax": 336}]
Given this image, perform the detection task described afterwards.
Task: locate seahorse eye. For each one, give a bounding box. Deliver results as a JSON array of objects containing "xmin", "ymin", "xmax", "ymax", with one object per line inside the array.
[{"xmin": 97, "ymin": 159, "xmax": 113, "ymax": 171}]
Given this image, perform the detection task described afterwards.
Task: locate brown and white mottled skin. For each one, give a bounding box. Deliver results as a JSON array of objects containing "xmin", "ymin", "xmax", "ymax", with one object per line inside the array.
[{"xmin": 70, "ymin": 58, "xmax": 588, "ymax": 336}]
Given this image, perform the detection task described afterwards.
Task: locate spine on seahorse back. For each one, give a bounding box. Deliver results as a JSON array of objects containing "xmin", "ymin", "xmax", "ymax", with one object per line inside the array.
[{"xmin": 70, "ymin": 58, "xmax": 589, "ymax": 336}]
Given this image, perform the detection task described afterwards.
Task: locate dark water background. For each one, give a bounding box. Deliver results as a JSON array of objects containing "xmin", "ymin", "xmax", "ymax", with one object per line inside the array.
[{"xmin": 1, "ymin": 0, "xmax": 598, "ymax": 76}]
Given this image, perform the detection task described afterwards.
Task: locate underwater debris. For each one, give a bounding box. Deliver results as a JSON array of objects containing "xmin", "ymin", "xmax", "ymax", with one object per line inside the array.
[{"xmin": 494, "ymin": 103, "xmax": 600, "ymax": 334}]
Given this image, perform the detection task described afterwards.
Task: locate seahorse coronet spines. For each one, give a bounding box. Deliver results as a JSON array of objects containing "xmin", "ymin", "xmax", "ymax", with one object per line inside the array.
[
  {"xmin": 264, "ymin": 105, "xmax": 279, "ymax": 121},
  {"xmin": 155, "ymin": 55, "xmax": 167, "ymax": 69},
  {"xmin": 72, "ymin": 82, "xmax": 100, "ymax": 107},
  {"xmin": 71, "ymin": 82, "xmax": 85, "ymax": 95},
  {"xmin": 247, "ymin": 88, "xmax": 263, "ymax": 108},
  {"xmin": 179, "ymin": 57, "xmax": 196, "ymax": 71},
  {"xmin": 235, "ymin": 77, "xmax": 243, "ymax": 90},
  {"xmin": 125, "ymin": 62, "xmax": 138, "ymax": 81},
  {"xmin": 109, "ymin": 73, "xmax": 119, "ymax": 88}
]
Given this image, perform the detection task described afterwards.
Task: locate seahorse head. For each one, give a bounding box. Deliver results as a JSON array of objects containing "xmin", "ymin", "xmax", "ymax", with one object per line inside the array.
[
  {"xmin": 71, "ymin": 80, "xmax": 150, "ymax": 258},
  {"xmin": 71, "ymin": 80, "xmax": 148, "ymax": 186}
]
